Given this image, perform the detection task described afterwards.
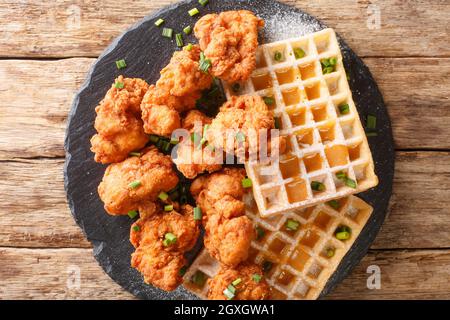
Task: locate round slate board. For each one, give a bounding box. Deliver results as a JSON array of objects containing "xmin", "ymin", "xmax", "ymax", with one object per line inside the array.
[{"xmin": 64, "ymin": 0, "xmax": 395, "ymax": 300}]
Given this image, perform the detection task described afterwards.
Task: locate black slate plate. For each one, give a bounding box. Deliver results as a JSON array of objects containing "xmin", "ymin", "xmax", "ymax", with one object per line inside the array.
[{"xmin": 64, "ymin": 0, "xmax": 395, "ymax": 300}]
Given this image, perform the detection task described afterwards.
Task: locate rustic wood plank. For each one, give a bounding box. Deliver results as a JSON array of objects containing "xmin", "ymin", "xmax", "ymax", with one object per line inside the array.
[
  {"xmin": 0, "ymin": 0, "xmax": 448, "ymax": 58},
  {"xmin": 0, "ymin": 152, "xmax": 449, "ymax": 249},
  {"xmin": 1, "ymin": 57, "xmax": 449, "ymax": 161},
  {"xmin": 0, "ymin": 247, "xmax": 448, "ymax": 299}
]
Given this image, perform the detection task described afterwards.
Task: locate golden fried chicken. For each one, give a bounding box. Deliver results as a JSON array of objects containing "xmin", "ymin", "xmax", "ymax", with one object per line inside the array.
[
  {"xmin": 174, "ymin": 110, "xmax": 222, "ymax": 179},
  {"xmin": 191, "ymin": 168, "xmax": 254, "ymax": 266},
  {"xmin": 207, "ymin": 262, "xmax": 270, "ymax": 300},
  {"xmin": 98, "ymin": 147, "xmax": 179, "ymax": 215},
  {"xmin": 130, "ymin": 205, "xmax": 200, "ymax": 291},
  {"xmin": 91, "ymin": 76, "xmax": 149, "ymax": 164},
  {"xmin": 205, "ymin": 95, "xmax": 279, "ymax": 158},
  {"xmin": 194, "ymin": 10, "xmax": 264, "ymax": 83},
  {"xmin": 141, "ymin": 46, "xmax": 213, "ymax": 136}
]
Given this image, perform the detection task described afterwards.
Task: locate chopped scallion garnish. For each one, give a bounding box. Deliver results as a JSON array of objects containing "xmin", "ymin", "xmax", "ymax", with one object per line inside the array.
[
  {"xmin": 339, "ymin": 103, "xmax": 350, "ymax": 115},
  {"xmin": 255, "ymin": 226, "xmax": 265, "ymax": 240},
  {"xmin": 223, "ymin": 287, "xmax": 235, "ymax": 300},
  {"xmin": 326, "ymin": 247, "xmax": 335, "ymax": 258},
  {"xmin": 183, "ymin": 25, "xmax": 192, "ymax": 35},
  {"xmin": 345, "ymin": 177, "xmax": 357, "ymax": 188},
  {"xmin": 335, "ymin": 226, "xmax": 351, "ymax": 240},
  {"xmin": 232, "ymin": 278, "xmax": 242, "ymax": 286},
  {"xmin": 199, "ymin": 52, "xmax": 211, "ymax": 73},
  {"xmin": 175, "ymin": 33, "xmax": 184, "ymax": 47},
  {"xmin": 184, "ymin": 43, "xmax": 193, "ymax": 51},
  {"xmin": 149, "ymin": 134, "xmax": 159, "ymax": 144},
  {"xmin": 170, "ymin": 137, "xmax": 179, "ymax": 145},
  {"xmin": 128, "ymin": 180, "xmax": 141, "ymax": 189},
  {"xmin": 263, "ymin": 96, "xmax": 275, "ymax": 106},
  {"xmin": 162, "ymin": 27, "xmax": 173, "ymax": 38},
  {"xmin": 191, "ymin": 132, "xmax": 201, "ymax": 145},
  {"xmin": 163, "ymin": 232, "xmax": 177, "ymax": 246},
  {"xmin": 155, "ymin": 18, "xmax": 164, "ymax": 27},
  {"xmin": 188, "ymin": 8, "xmax": 199, "ymax": 16},
  {"xmin": 326, "ymin": 200, "xmax": 340, "ymax": 210},
  {"xmin": 335, "ymin": 171, "xmax": 346, "ymax": 180},
  {"xmin": 311, "ymin": 181, "xmax": 326, "ymax": 191},
  {"xmin": 158, "ymin": 192, "xmax": 169, "ymax": 201},
  {"xmin": 132, "ymin": 225, "xmax": 140, "ymax": 232},
  {"xmin": 293, "ymin": 47, "xmax": 306, "ymax": 59},
  {"xmin": 366, "ymin": 132, "xmax": 378, "ymax": 137},
  {"xmin": 193, "ymin": 207, "xmax": 202, "ymax": 221},
  {"xmin": 199, "ymin": 0, "xmax": 209, "ymax": 6},
  {"xmin": 115, "ymin": 59, "xmax": 127, "ymax": 70},
  {"xmin": 366, "ymin": 114, "xmax": 377, "ymax": 129},
  {"xmin": 127, "ymin": 210, "xmax": 138, "ymax": 219},
  {"xmin": 129, "ymin": 152, "xmax": 141, "ymax": 157},
  {"xmin": 274, "ymin": 51, "xmax": 283, "ymax": 62},
  {"xmin": 252, "ymin": 274, "xmax": 262, "ymax": 283},
  {"xmin": 164, "ymin": 204, "xmax": 174, "ymax": 212},
  {"xmin": 241, "ymin": 178, "xmax": 252, "ymax": 188},
  {"xmin": 274, "ymin": 117, "xmax": 281, "ymax": 129},
  {"xmin": 285, "ymin": 219, "xmax": 300, "ymax": 231},
  {"xmin": 115, "ymin": 81, "xmax": 124, "ymax": 89}
]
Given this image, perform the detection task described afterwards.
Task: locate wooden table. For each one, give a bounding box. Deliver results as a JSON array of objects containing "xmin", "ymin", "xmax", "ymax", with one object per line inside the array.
[{"xmin": 0, "ymin": 0, "xmax": 449, "ymax": 300}]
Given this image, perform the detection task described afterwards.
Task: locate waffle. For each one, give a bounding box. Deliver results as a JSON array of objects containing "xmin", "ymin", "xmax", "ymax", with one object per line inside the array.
[
  {"xmin": 184, "ymin": 195, "xmax": 373, "ymax": 300},
  {"xmin": 221, "ymin": 28, "xmax": 378, "ymax": 217}
]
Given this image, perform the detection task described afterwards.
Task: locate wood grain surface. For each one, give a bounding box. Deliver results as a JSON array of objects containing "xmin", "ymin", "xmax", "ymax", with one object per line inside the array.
[{"xmin": 0, "ymin": 0, "xmax": 449, "ymax": 300}]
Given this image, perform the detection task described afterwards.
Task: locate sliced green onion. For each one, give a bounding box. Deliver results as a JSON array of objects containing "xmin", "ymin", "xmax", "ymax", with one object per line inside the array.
[
  {"xmin": 175, "ymin": 33, "xmax": 184, "ymax": 47},
  {"xmin": 274, "ymin": 51, "xmax": 283, "ymax": 62},
  {"xmin": 252, "ymin": 274, "xmax": 262, "ymax": 283},
  {"xmin": 129, "ymin": 151, "xmax": 141, "ymax": 157},
  {"xmin": 163, "ymin": 232, "xmax": 177, "ymax": 246},
  {"xmin": 263, "ymin": 96, "xmax": 275, "ymax": 106},
  {"xmin": 274, "ymin": 117, "xmax": 281, "ymax": 129},
  {"xmin": 329, "ymin": 57, "xmax": 337, "ymax": 66},
  {"xmin": 223, "ymin": 287, "xmax": 235, "ymax": 300},
  {"xmin": 326, "ymin": 200, "xmax": 340, "ymax": 210},
  {"xmin": 262, "ymin": 261, "xmax": 273, "ymax": 273},
  {"xmin": 241, "ymin": 178, "xmax": 252, "ymax": 188},
  {"xmin": 170, "ymin": 137, "xmax": 179, "ymax": 145},
  {"xmin": 191, "ymin": 271, "xmax": 207, "ymax": 287},
  {"xmin": 188, "ymin": 8, "xmax": 199, "ymax": 16},
  {"xmin": 231, "ymin": 83, "xmax": 240, "ymax": 92},
  {"xmin": 127, "ymin": 210, "xmax": 138, "ymax": 219},
  {"xmin": 335, "ymin": 226, "xmax": 351, "ymax": 240},
  {"xmin": 183, "ymin": 25, "xmax": 192, "ymax": 35},
  {"xmin": 115, "ymin": 59, "xmax": 127, "ymax": 70},
  {"xmin": 184, "ymin": 43, "xmax": 193, "ymax": 51},
  {"xmin": 366, "ymin": 115, "xmax": 377, "ymax": 129},
  {"xmin": 335, "ymin": 171, "xmax": 346, "ymax": 180},
  {"xmin": 366, "ymin": 132, "xmax": 378, "ymax": 137},
  {"xmin": 155, "ymin": 18, "xmax": 164, "ymax": 27},
  {"xmin": 132, "ymin": 225, "xmax": 140, "ymax": 232},
  {"xmin": 199, "ymin": 0, "xmax": 209, "ymax": 6},
  {"xmin": 255, "ymin": 226, "xmax": 265, "ymax": 240},
  {"xmin": 236, "ymin": 131, "xmax": 246, "ymax": 143},
  {"xmin": 115, "ymin": 81, "xmax": 124, "ymax": 89},
  {"xmin": 162, "ymin": 27, "xmax": 173, "ymax": 38},
  {"xmin": 149, "ymin": 134, "xmax": 159, "ymax": 144},
  {"xmin": 164, "ymin": 204, "xmax": 174, "ymax": 212},
  {"xmin": 203, "ymin": 124, "xmax": 210, "ymax": 138},
  {"xmin": 311, "ymin": 181, "xmax": 326, "ymax": 191},
  {"xmin": 128, "ymin": 180, "xmax": 141, "ymax": 189},
  {"xmin": 339, "ymin": 103, "xmax": 350, "ymax": 115},
  {"xmin": 179, "ymin": 266, "xmax": 187, "ymax": 276},
  {"xmin": 191, "ymin": 132, "xmax": 201, "ymax": 145},
  {"xmin": 321, "ymin": 59, "xmax": 331, "ymax": 67},
  {"xmin": 158, "ymin": 192, "xmax": 169, "ymax": 201},
  {"xmin": 326, "ymin": 247, "xmax": 335, "ymax": 258},
  {"xmin": 345, "ymin": 177, "xmax": 357, "ymax": 188},
  {"xmin": 323, "ymin": 66, "xmax": 334, "ymax": 74},
  {"xmin": 232, "ymin": 278, "xmax": 242, "ymax": 286},
  {"xmin": 285, "ymin": 219, "xmax": 300, "ymax": 231},
  {"xmin": 193, "ymin": 207, "xmax": 202, "ymax": 221},
  {"xmin": 162, "ymin": 140, "xmax": 171, "ymax": 152},
  {"xmin": 227, "ymin": 284, "xmax": 236, "ymax": 294},
  {"xmin": 199, "ymin": 58, "xmax": 211, "ymax": 73},
  {"xmin": 293, "ymin": 47, "xmax": 306, "ymax": 59}
]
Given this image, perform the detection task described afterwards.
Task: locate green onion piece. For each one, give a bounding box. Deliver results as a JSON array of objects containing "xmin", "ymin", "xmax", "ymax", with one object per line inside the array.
[
  {"xmin": 326, "ymin": 200, "xmax": 340, "ymax": 210},
  {"xmin": 115, "ymin": 59, "xmax": 127, "ymax": 70},
  {"xmin": 170, "ymin": 137, "xmax": 179, "ymax": 145},
  {"xmin": 366, "ymin": 114, "xmax": 377, "ymax": 129},
  {"xmin": 127, "ymin": 210, "xmax": 138, "ymax": 219},
  {"xmin": 274, "ymin": 117, "xmax": 281, "ymax": 129},
  {"xmin": 184, "ymin": 43, "xmax": 193, "ymax": 51},
  {"xmin": 336, "ymin": 231, "xmax": 351, "ymax": 240},
  {"xmin": 154, "ymin": 18, "xmax": 164, "ymax": 27},
  {"xmin": 149, "ymin": 134, "xmax": 159, "ymax": 144},
  {"xmin": 339, "ymin": 103, "xmax": 350, "ymax": 115},
  {"xmin": 321, "ymin": 59, "xmax": 331, "ymax": 67},
  {"xmin": 241, "ymin": 178, "xmax": 252, "ymax": 188},
  {"xmin": 162, "ymin": 140, "xmax": 171, "ymax": 152},
  {"xmin": 193, "ymin": 207, "xmax": 202, "ymax": 221},
  {"xmin": 263, "ymin": 96, "xmax": 275, "ymax": 106},
  {"xmin": 191, "ymin": 132, "xmax": 201, "ymax": 145},
  {"xmin": 311, "ymin": 181, "xmax": 326, "ymax": 191},
  {"xmin": 335, "ymin": 171, "xmax": 346, "ymax": 180},
  {"xmin": 175, "ymin": 33, "xmax": 184, "ymax": 47},
  {"xmin": 252, "ymin": 274, "xmax": 262, "ymax": 283},
  {"xmin": 132, "ymin": 225, "xmax": 140, "ymax": 232},
  {"xmin": 262, "ymin": 261, "xmax": 273, "ymax": 273},
  {"xmin": 191, "ymin": 271, "xmax": 207, "ymax": 287},
  {"xmin": 183, "ymin": 25, "xmax": 192, "ymax": 35},
  {"xmin": 323, "ymin": 66, "xmax": 334, "ymax": 74},
  {"xmin": 115, "ymin": 81, "xmax": 124, "ymax": 89},
  {"xmin": 274, "ymin": 51, "xmax": 283, "ymax": 62},
  {"xmin": 232, "ymin": 278, "xmax": 242, "ymax": 286},
  {"xmin": 326, "ymin": 247, "xmax": 335, "ymax": 258},
  {"xmin": 199, "ymin": 58, "xmax": 211, "ymax": 73},
  {"xmin": 231, "ymin": 83, "xmax": 240, "ymax": 92},
  {"xmin": 285, "ymin": 219, "xmax": 300, "ymax": 231},
  {"xmin": 129, "ymin": 151, "xmax": 141, "ymax": 157},
  {"xmin": 162, "ymin": 27, "xmax": 173, "ymax": 38},
  {"xmin": 203, "ymin": 124, "xmax": 210, "ymax": 138},
  {"xmin": 163, "ymin": 232, "xmax": 177, "ymax": 246},
  {"xmin": 366, "ymin": 132, "xmax": 378, "ymax": 137},
  {"xmin": 179, "ymin": 266, "xmax": 188, "ymax": 276},
  {"xmin": 345, "ymin": 177, "xmax": 357, "ymax": 189},
  {"xmin": 188, "ymin": 8, "xmax": 199, "ymax": 16},
  {"xmin": 227, "ymin": 284, "xmax": 236, "ymax": 294},
  {"xmin": 255, "ymin": 226, "xmax": 265, "ymax": 240},
  {"xmin": 236, "ymin": 132, "xmax": 246, "ymax": 143},
  {"xmin": 164, "ymin": 204, "xmax": 174, "ymax": 212},
  {"xmin": 199, "ymin": 0, "xmax": 209, "ymax": 6},
  {"xmin": 329, "ymin": 57, "xmax": 337, "ymax": 66},
  {"xmin": 158, "ymin": 192, "xmax": 169, "ymax": 201},
  {"xmin": 128, "ymin": 180, "xmax": 141, "ymax": 189},
  {"xmin": 223, "ymin": 287, "xmax": 235, "ymax": 300},
  {"xmin": 293, "ymin": 47, "xmax": 306, "ymax": 59}
]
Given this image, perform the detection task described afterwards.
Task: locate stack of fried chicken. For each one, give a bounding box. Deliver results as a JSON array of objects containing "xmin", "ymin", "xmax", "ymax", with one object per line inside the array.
[{"xmin": 91, "ymin": 11, "xmax": 274, "ymax": 300}]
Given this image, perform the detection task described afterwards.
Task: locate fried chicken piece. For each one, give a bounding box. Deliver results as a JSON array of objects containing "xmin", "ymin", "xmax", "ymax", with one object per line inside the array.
[
  {"xmin": 191, "ymin": 168, "xmax": 254, "ymax": 266},
  {"xmin": 206, "ymin": 95, "xmax": 282, "ymax": 158},
  {"xmin": 130, "ymin": 205, "xmax": 200, "ymax": 291},
  {"xmin": 141, "ymin": 46, "xmax": 213, "ymax": 136},
  {"xmin": 207, "ymin": 262, "xmax": 270, "ymax": 300},
  {"xmin": 174, "ymin": 110, "xmax": 222, "ymax": 179},
  {"xmin": 194, "ymin": 10, "xmax": 264, "ymax": 83},
  {"xmin": 98, "ymin": 147, "xmax": 179, "ymax": 215},
  {"xmin": 90, "ymin": 76, "xmax": 149, "ymax": 164}
]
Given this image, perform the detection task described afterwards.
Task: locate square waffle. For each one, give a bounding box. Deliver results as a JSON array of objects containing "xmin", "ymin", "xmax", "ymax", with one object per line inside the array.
[
  {"xmin": 184, "ymin": 195, "xmax": 373, "ymax": 300},
  {"xmin": 221, "ymin": 28, "xmax": 378, "ymax": 217}
]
